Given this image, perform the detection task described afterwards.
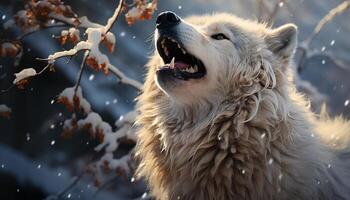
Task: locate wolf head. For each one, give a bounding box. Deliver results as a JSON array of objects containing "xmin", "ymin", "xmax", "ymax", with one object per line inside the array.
[
  {"xmin": 136, "ymin": 13, "xmax": 315, "ymax": 199},
  {"xmin": 151, "ymin": 11, "xmax": 297, "ymax": 106}
]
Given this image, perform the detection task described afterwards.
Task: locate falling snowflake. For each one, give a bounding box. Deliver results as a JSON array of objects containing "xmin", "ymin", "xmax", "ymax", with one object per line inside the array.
[
  {"xmin": 58, "ymin": 172, "xmax": 62, "ymax": 176},
  {"xmin": 321, "ymin": 46, "xmax": 326, "ymax": 52},
  {"xmin": 278, "ymin": 2, "xmax": 284, "ymax": 7},
  {"xmin": 88, "ymin": 74, "xmax": 95, "ymax": 81},
  {"xmin": 50, "ymin": 140, "xmax": 56, "ymax": 146},
  {"xmin": 344, "ymin": 100, "xmax": 349, "ymax": 107},
  {"xmin": 322, "ymin": 60, "xmax": 326, "ymax": 64},
  {"xmin": 178, "ymin": 5, "xmax": 182, "ymax": 10},
  {"xmin": 67, "ymin": 193, "xmax": 72, "ymax": 199},
  {"xmin": 278, "ymin": 173, "xmax": 283, "ymax": 180},
  {"xmin": 330, "ymin": 40, "xmax": 335, "ymax": 46},
  {"xmin": 120, "ymin": 32, "xmax": 126, "ymax": 37},
  {"xmin": 26, "ymin": 133, "xmax": 31, "ymax": 141},
  {"xmin": 141, "ymin": 193, "xmax": 148, "ymax": 199},
  {"xmin": 268, "ymin": 158, "xmax": 274, "ymax": 165},
  {"xmin": 37, "ymin": 164, "xmax": 41, "ymax": 169}
]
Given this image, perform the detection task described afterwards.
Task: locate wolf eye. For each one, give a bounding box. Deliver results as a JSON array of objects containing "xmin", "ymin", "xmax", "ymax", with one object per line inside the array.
[{"xmin": 211, "ymin": 33, "xmax": 229, "ymax": 40}]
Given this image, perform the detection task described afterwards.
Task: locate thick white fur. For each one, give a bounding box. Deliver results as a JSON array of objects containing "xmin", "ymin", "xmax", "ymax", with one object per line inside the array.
[{"xmin": 135, "ymin": 13, "xmax": 350, "ymax": 200}]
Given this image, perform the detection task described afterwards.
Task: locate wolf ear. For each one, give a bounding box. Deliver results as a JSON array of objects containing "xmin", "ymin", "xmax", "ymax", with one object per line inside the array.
[{"xmin": 265, "ymin": 24, "xmax": 297, "ymax": 59}]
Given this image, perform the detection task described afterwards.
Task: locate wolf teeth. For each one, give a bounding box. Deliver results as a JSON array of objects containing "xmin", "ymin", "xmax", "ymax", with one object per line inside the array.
[
  {"xmin": 179, "ymin": 65, "xmax": 198, "ymax": 73},
  {"xmin": 165, "ymin": 37, "xmax": 187, "ymax": 54},
  {"xmin": 170, "ymin": 57, "xmax": 175, "ymax": 69},
  {"xmin": 193, "ymin": 65, "xmax": 198, "ymax": 72}
]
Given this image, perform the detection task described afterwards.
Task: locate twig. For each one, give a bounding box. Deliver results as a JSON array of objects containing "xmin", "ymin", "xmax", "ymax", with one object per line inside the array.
[
  {"xmin": 45, "ymin": 172, "xmax": 84, "ymax": 200},
  {"xmin": 1, "ymin": 62, "xmax": 53, "ymax": 93},
  {"xmin": 104, "ymin": 0, "xmax": 125, "ymax": 33},
  {"xmin": 303, "ymin": 0, "xmax": 350, "ymax": 47},
  {"xmin": 297, "ymin": 0, "xmax": 350, "ymax": 71},
  {"xmin": 17, "ymin": 23, "xmax": 70, "ymax": 40},
  {"xmin": 257, "ymin": 0, "xmax": 268, "ymax": 21},
  {"xmin": 74, "ymin": 50, "xmax": 90, "ymax": 93},
  {"xmin": 92, "ymin": 175, "xmax": 119, "ymax": 198},
  {"xmin": 308, "ymin": 51, "xmax": 350, "ymax": 71},
  {"xmin": 108, "ymin": 64, "xmax": 143, "ymax": 90},
  {"xmin": 266, "ymin": 0, "xmax": 287, "ymax": 23}
]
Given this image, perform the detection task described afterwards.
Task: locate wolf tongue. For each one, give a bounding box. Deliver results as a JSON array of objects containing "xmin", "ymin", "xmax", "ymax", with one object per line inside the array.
[
  {"xmin": 168, "ymin": 57, "xmax": 190, "ymax": 69},
  {"xmin": 174, "ymin": 62, "xmax": 190, "ymax": 69}
]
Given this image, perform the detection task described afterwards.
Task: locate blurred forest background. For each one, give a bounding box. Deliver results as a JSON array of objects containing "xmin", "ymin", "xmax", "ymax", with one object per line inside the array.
[{"xmin": 0, "ymin": 0, "xmax": 349, "ymax": 199}]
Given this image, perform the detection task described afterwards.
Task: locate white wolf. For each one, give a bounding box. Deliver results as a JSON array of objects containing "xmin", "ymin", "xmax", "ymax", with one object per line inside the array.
[{"xmin": 135, "ymin": 11, "xmax": 350, "ymax": 200}]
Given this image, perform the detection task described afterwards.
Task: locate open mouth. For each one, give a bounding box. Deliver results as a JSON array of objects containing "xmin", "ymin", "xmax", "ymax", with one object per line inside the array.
[{"xmin": 156, "ymin": 36, "xmax": 206, "ymax": 80}]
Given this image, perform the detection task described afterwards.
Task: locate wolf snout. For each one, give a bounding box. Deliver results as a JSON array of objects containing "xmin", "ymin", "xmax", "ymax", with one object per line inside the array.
[{"xmin": 156, "ymin": 11, "xmax": 181, "ymax": 29}]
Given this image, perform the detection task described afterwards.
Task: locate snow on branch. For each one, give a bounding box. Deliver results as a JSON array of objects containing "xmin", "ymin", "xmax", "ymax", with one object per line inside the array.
[
  {"xmin": 0, "ymin": 1, "xmax": 156, "ymax": 193},
  {"xmin": 0, "ymin": 105, "xmax": 12, "ymax": 119},
  {"xmin": 1, "ymin": 0, "xmax": 156, "ymax": 91},
  {"xmin": 125, "ymin": 0, "xmax": 158, "ymax": 25},
  {"xmin": 57, "ymin": 86, "xmax": 91, "ymax": 114},
  {"xmin": 13, "ymin": 68, "xmax": 37, "ymax": 88}
]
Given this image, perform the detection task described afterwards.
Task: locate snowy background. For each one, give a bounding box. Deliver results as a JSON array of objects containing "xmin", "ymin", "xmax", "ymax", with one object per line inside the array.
[{"xmin": 0, "ymin": 0, "xmax": 349, "ymax": 199}]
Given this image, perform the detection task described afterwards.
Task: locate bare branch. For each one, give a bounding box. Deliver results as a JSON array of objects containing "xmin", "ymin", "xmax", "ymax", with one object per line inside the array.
[
  {"xmin": 303, "ymin": 0, "xmax": 350, "ymax": 47},
  {"xmin": 74, "ymin": 50, "xmax": 90, "ymax": 93},
  {"xmin": 103, "ymin": 0, "xmax": 125, "ymax": 33},
  {"xmin": 308, "ymin": 50, "xmax": 350, "ymax": 71},
  {"xmin": 45, "ymin": 173, "xmax": 84, "ymax": 200},
  {"xmin": 108, "ymin": 64, "xmax": 143, "ymax": 90},
  {"xmin": 17, "ymin": 23, "xmax": 69, "ymax": 40},
  {"xmin": 92, "ymin": 175, "xmax": 119, "ymax": 198},
  {"xmin": 257, "ymin": 0, "xmax": 269, "ymax": 20},
  {"xmin": 297, "ymin": 0, "xmax": 350, "ymax": 72},
  {"xmin": 266, "ymin": 0, "xmax": 287, "ymax": 23}
]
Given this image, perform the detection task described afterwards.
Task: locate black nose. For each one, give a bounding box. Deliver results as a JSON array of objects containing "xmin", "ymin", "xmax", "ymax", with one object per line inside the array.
[{"xmin": 156, "ymin": 11, "xmax": 180, "ymax": 29}]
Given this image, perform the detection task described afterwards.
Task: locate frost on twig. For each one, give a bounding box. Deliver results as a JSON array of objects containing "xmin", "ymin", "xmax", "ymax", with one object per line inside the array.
[{"xmin": 0, "ymin": 105, "xmax": 12, "ymax": 119}]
